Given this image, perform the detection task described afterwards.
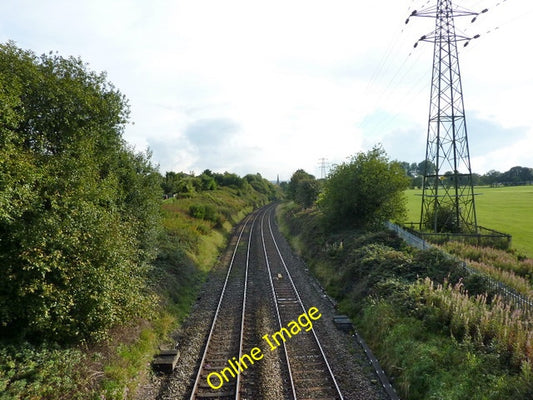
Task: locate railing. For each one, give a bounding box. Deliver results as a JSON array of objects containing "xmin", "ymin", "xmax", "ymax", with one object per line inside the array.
[
  {"xmin": 385, "ymin": 222, "xmax": 533, "ymax": 315},
  {"xmin": 385, "ymin": 222, "xmax": 432, "ymax": 250},
  {"xmin": 401, "ymin": 222, "xmax": 512, "ymax": 250}
]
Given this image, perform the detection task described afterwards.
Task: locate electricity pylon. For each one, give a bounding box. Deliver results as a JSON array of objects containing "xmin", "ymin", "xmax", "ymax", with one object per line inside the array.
[
  {"xmin": 318, "ymin": 158, "xmax": 329, "ymax": 179},
  {"xmin": 407, "ymin": 0, "xmax": 483, "ymax": 233}
]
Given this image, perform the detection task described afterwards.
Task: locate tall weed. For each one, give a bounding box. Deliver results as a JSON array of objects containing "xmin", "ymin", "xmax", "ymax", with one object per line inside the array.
[
  {"xmin": 444, "ymin": 242, "xmax": 533, "ymax": 280},
  {"xmin": 414, "ymin": 277, "xmax": 533, "ymax": 369}
]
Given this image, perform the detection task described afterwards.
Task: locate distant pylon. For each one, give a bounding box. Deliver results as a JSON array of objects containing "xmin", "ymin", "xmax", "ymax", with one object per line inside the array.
[
  {"xmin": 408, "ymin": 0, "xmax": 481, "ymax": 233},
  {"xmin": 318, "ymin": 158, "xmax": 329, "ymax": 179}
]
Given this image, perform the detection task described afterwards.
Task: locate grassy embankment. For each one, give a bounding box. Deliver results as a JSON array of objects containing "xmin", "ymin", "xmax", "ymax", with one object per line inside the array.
[
  {"xmin": 0, "ymin": 187, "xmax": 273, "ymax": 400},
  {"xmin": 277, "ymin": 202, "xmax": 533, "ymax": 400},
  {"xmin": 405, "ymin": 185, "xmax": 533, "ymax": 257},
  {"xmin": 97, "ymin": 187, "xmax": 264, "ymax": 399}
]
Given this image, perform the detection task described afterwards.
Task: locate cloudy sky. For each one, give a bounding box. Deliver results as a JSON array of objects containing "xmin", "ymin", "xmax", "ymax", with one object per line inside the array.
[{"xmin": 1, "ymin": 0, "xmax": 532, "ymax": 180}]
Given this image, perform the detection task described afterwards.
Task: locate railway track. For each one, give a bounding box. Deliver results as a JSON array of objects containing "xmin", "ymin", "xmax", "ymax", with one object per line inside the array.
[
  {"xmin": 189, "ymin": 212, "xmax": 257, "ymax": 399},
  {"xmin": 260, "ymin": 208, "xmax": 344, "ymax": 400},
  {"xmin": 188, "ymin": 205, "xmax": 345, "ymax": 399}
]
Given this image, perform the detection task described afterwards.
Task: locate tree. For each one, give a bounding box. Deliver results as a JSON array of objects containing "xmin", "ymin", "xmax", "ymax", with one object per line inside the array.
[
  {"xmin": 162, "ymin": 171, "xmax": 182, "ymax": 195},
  {"xmin": 214, "ymin": 172, "xmax": 244, "ymax": 188},
  {"xmin": 244, "ymin": 173, "xmax": 278, "ymax": 200},
  {"xmin": 318, "ymin": 147, "xmax": 410, "ymax": 230},
  {"xmin": 295, "ymin": 179, "xmax": 321, "ymax": 208},
  {"xmin": 417, "ymin": 159, "xmax": 436, "ymax": 176},
  {"xmin": 288, "ymin": 170, "xmax": 320, "ymax": 208},
  {"xmin": 288, "ymin": 169, "xmax": 313, "ymax": 199},
  {"xmin": 398, "ymin": 161, "xmax": 417, "ymax": 178},
  {"xmin": 501, "ymin": 166, "xmax": 533, "ymax": 184},
  {"xmin": 0, "ymin": 42, "xmax": 161, "ymax": 342},
  {"xmin": 480, "ymin": 170, "xmax": 502, "ymax": 186},
  {"xmin": 198, "ymin": 172, "xmax": 217, "ymax": 191}
]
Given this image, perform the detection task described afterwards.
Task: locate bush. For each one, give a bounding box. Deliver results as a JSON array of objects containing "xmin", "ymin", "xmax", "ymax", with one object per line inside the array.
[
  {"xmin": 0, "ymin": 43, "xmax": 161, "ymax": 343},
  {"xmin": 189, "ymin": 204, "xmax": 218, "ymax": 223},
  {"xmin": 0, "ymin": 342, "xmax": 87, "ymax": 399},
  {"xmin": 318, "ymin": 146, "xmax": 409, "ymax": 230}
]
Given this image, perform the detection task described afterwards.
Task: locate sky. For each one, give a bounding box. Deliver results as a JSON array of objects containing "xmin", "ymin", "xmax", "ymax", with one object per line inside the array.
[{"xmin": 1, "ymin": 0, "xmax": 532, "ymax": 181}]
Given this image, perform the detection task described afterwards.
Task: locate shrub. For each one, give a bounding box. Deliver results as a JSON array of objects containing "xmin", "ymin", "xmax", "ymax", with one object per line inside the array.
[
  {"xmin": 0, "ymin": 43, "xmax": 161, "ymax": 342},
  {"xmin": 189, "ymin": 204, "xmax": 218, "ymax": 223},
  {"xmin": 318, "ymin": 146, "xmax": 410, "ymax": 230}
]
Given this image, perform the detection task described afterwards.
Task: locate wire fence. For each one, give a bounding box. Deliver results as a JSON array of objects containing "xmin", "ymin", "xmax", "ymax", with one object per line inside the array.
[{"xmin": 385, "ymin": 221, "xmax": 533, "ymax": 315}]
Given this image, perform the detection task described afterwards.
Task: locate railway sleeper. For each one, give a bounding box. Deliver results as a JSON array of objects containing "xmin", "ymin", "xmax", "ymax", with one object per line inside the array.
[
  {"xmin": 291, "ymin": 353, "xmax": 322, "ymax": 359},
  {"xmin": 293, "ymin": 367, "xmax": 330, "ymax": 375},
  {"xmin": 292, "ymin": 367, "xmax": 328, "ymax": 376},
  {"xmin": 277, "ymin": 299, "xmax": 298, "ymax": 305},
  {"xmin": 198, "ymin": 379, "xmax": 239, "ymax": 389},
  {"xmin": 291, "ymin": 364, "xmax": 328, "ymax": 372},
  {"xmin": 195, "ymin": 391, "xmax": 235, "ymax": 398},
  {"xmin": 298, "ymin": 386, "xmax": 338, "ymax": 396},
  {"xmin": 201, "ymin": 361, "xmax": 235, "ymax": 370}
]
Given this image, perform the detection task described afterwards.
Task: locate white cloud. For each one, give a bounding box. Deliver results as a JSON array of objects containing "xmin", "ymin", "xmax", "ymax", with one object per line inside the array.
[{"xmin": 1, "ymin": 0, "xmax": 532, "ymax": 179}]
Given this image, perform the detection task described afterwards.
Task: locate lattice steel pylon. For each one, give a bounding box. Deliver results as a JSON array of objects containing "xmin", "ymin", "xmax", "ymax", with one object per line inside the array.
[{"xmin": 408, "ymin": 0, "xmax": 481, "ymax": 233}]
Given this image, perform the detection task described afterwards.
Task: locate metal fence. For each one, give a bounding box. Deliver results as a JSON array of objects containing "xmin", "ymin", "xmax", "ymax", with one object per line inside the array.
[
  {"xmin": 385, "ymin": 221, "xmax": 533, "ymax": 315},
  {"xmin": 401, "ymin": 222, "xmax": 512, "ymax": 250}
]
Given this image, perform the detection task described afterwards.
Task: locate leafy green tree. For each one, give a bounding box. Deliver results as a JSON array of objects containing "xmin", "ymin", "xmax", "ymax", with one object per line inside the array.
[
  {"xmin": 480, "ymin": 170, "xmax": 502, "ymax": 186},
  {"xmin": 244, "ymin": 173, "xmax": 278, "ymax": 200},
  {"xmin": 214, "ymin": 172, "xmax": 244, "ymax": 188},
  {"xmin": 287, "ymin": 169, "xmax": 319, "ymax": 207},
  {"xmin": 295, "ymin": 178, "xmax": 321, "ymax": 208},
  {"xmin": 417, "ymin": 159, "xmax": 436, "ymax": 176},
  {"xmin": 197, "ymin": 173, "xmax": 217, "ymax": 191},
  {"xmin": 162, "ymin": 171, "xmax": 183, "ymax": 195},
  {"xmin": 288, "ymin": 169, "xmax": 312, "ymax": 197},
  {"xmin": 501, "ymin": 166, "xmax": 533, "ymax": 184},
  {"xmin": 318, "ymin": 147, "xmax": 410, "ymax": 230},
  {"xmin": 398, "ymin": 161, "xmax": 418, "ymax": 178},
  {"xmin": 0, "ymin": 42, "xmax": 161, "ymax": 342}
]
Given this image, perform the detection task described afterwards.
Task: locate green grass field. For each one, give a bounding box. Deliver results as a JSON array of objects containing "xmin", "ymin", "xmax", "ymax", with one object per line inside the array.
[{"xmin": 405, "ymin": 186, "xmax": 533, "ymax": 257}]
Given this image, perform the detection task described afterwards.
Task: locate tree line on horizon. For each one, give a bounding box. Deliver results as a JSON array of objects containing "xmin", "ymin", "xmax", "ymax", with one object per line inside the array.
[
  {"xmin": 160, "ymin": 169, "xmax": 278, "ymax": 201},
  {"xmin": 285, "ymin": 150, "xmax": 533, "ymax": 233},
  {"xmin": 396, "ymin": 161, "xmax": 533, "ymax": 188}
]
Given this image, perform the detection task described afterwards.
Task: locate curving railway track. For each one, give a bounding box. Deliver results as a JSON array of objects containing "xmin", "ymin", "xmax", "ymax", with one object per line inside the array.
[
  {"xmin": 260, "ymin": 209, "xmax": 343, "ymax": 400},
  {"xmin": 188, "ymin": 205, "xmax": 343, "ymax": 399},
  {"xmin": 153, "ymin": 204, "xmax": 389, "ymax": 400},
  {"xmin": 188, "ymin": 212, "xmax": 256, "ymax": 399}
]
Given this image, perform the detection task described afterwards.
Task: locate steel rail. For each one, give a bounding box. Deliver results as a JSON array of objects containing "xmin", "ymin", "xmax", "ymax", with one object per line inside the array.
[
  {"xmin": 263, "ymin": 207, "xmax": 344, "ymax": 400},
  {"xmin": 189, "ymin": 213, "xmax": 255, "ymax": 400},
  {"xmin": 235, "ymin": 209, "xmax": 258, "ymax": 399},
  {"xmin": 259, "ymin": 208, "xmax": 298, "ymax": 400}
]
